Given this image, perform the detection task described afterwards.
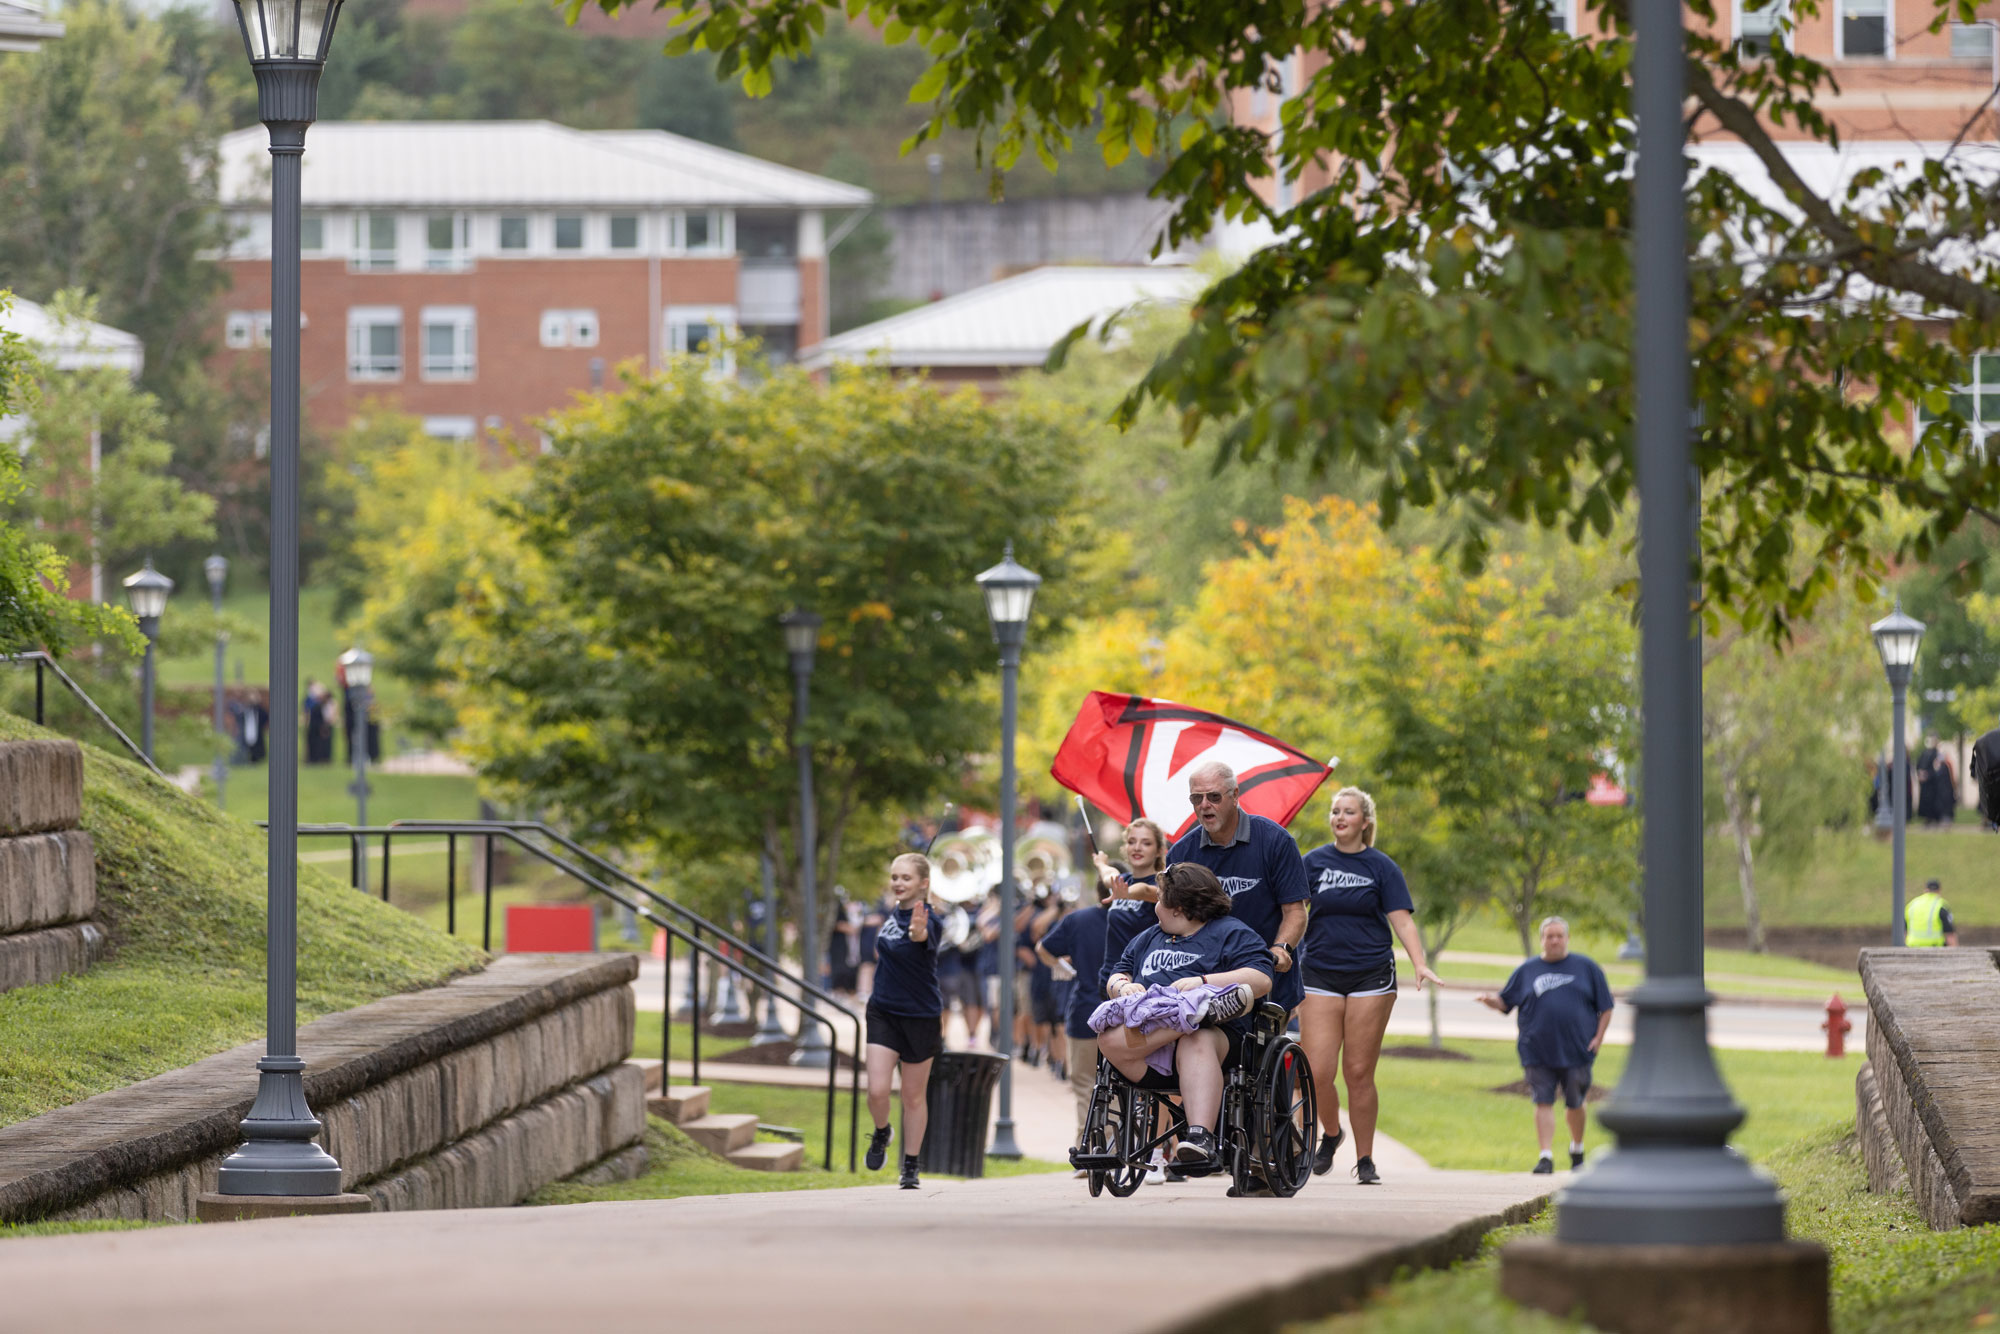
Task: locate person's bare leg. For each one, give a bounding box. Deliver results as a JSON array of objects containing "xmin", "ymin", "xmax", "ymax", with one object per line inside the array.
[
  {"xmin": 1297, "ymin": 993, "xmax": 1348, "ymax": 1139},
  {"xmin": 866, "ymin": 1044, "xmax": 899, "ymax": 1131},
  {"xmin": 900, "ymin": 1056, "xmax": 934, "ymax": 1154},
  {"xmin": 1566, "ymin": 1103, "xmax": 1587, "ymax": 1152},
  {"xmin": 1535, "ymin": 1102, "xmax": 1556, "ymax": 1154},
  {"xmin": 1339, "ymin": 991, "xmax": 1397, "ymax": 1159},
  {"xmin": 1099, "ymin": 1024, "xmax": 1184, "ymax": 1082},
  {"xmin": 1174, "ymin": 1030, "xmax": 1228, "ymax": 1130}
]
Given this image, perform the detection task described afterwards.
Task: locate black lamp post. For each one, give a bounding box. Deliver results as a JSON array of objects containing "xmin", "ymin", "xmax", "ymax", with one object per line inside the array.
[
  {"xmin": 339, "ymin": 646, "xmax": 373, "ymax": 894},
  {"xmin": 122, "ymin": 560, "xmax": 173, "ymax": 765},
  {"xmin": 752, "ymin": 846, "xmax": 788, "ymax": 1046},
  {"xmin": 1871, "ymin": 603, "xmax": 1925, "ymax": 945},
  {"xmin": 205, "ymin": 554, "xmax": 229, "ymax": 807},
  {"xmin": 209, "ymin": 0, "xmax": 351, "ymax": 1206},
  {"xmin": 780, "ymin": 608, "xmax": 830, "ymax": 1067},
  {"xmin": 977, "ymin": 543, "xmax": 1039, "ymax": 1161}
]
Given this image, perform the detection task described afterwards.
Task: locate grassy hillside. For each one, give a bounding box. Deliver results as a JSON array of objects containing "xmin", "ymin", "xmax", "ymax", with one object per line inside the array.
[{"xmin": 0, "ymin": 710, "xmax": 485, "ymax": 1127}]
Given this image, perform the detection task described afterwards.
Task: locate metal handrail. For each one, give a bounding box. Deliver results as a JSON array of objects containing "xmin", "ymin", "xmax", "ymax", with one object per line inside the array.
[
  {"xmin": 1, "ymin": 651, "xmax": 164, "ymax": 776},
  {"xmin": 287, "ymin": 819, "xmax": 863, "ymax": 1172}
]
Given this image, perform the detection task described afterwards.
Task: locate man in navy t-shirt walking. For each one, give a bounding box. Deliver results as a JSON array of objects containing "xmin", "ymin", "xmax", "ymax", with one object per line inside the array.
[
  {"xmin": 1477, "ymin": 916, "xmax": 1615, "ymax": 1174},
  {"xmin": 1037, "ymin": 884, "xmax": 1110, "ymax": 1137}
]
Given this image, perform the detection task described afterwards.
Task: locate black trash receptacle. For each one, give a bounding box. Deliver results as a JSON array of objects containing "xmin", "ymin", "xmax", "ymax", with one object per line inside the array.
[{"xmin": 918, "ymin": 1050, "xmax": 1008, "ymax": 1177}]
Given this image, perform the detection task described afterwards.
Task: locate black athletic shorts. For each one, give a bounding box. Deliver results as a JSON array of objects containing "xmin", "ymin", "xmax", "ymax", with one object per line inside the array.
[
  {"xmin": 1133, "ymin": 1025, "xmax": 1245, "ymax": 1090},
  {"xmin": 1302, "ymin": 958, "xmax": 1397, "ymax": 999},
  {"xmin": 1524, "ymin": 1064, "xmax": 1592, "ymax": 1109},
  {"xmin": 942, "ymin": 965, "xmax": 982, "ymax": 1011},
  {"xmin": 865, "ymin": 1003, "xmax": 944, "ymax": 1064},
  {"xmin": 1030, "ymin": 979, "xmax": 1062, "ymax": 1025}
]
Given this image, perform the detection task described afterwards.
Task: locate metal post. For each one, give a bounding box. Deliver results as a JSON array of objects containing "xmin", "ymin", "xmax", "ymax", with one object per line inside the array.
[
  {"xmin": 350, "ymin": 686, "xmax": 370, "ymax": 896},
  {"xmin": 791, "ymin": 659, "xmax": 830, "ymax": 1067},
  {"xmin": 1550, "ymin": 0, "xmax": 1785, "ymax": 1244},
  {"xmin": 139, "ymin": 622, "xmax": 158, "ymax": 764},
  {"xmin": 753, "ymin": 846, "xmax": 788, "ymax": 1045},
  {"xmin": 216, "ymin": 64, "xmax": 344, "ymax": 1195},
  {"xmin": 1892, "ymin": 680, "xmax": 1909, "ymax": 945},
  {"xmin": 208, "ymin": 555, "xmax": 228, "ymax": 808},
  {"xmin": 990, "ymin": 637, "xmax": 1024, "ymax": 1160}
]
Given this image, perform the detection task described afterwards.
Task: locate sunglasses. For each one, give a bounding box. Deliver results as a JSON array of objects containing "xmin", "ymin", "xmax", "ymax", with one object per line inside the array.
[{"xmin": 1189, "ymin": 790, "xmax": 1233, "ymax": 806}]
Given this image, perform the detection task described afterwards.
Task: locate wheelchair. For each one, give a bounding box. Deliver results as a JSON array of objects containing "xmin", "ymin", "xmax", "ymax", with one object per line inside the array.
[{"xmin": 1068, "ymin": 1001, "xmax": 1318, "ymax": 1198}]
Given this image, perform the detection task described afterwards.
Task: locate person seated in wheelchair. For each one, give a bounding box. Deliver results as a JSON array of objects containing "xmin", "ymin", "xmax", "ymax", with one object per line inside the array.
[{"xmin": 1099, "ymin": 863, "xmax": 1274, "ymax": 1169}]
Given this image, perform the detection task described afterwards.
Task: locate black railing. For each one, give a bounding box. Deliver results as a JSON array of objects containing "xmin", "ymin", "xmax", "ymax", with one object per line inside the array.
[
  {"xmin": 2, "ymin": 651, "xmax": 164, "ymax": 777},
  {"xmin": 287, "ymin": 819, "xmax": 862, "ymax": 1172}
]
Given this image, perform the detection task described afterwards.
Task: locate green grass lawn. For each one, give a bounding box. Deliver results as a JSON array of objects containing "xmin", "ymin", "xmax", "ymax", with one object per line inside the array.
[
  {"xmin": 153, "ymin": 584, "xmax": 416, "ymax": 723},
  {"xmin": 1701, "ymin": 825, "xmax": 1999, "ymax": 932}
]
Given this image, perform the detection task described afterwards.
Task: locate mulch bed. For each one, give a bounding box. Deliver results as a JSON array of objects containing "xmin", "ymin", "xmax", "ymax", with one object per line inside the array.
[
  {"xmin": 1488, "ymin": 1078, "xmax": 1615, "ymax": 1103},
  {"xmin": 704, "ymin": 1039, "xmax": 861, "ymax": 1071},
  {"xmin": 1382, "ymin": 1044, "xmax": 1475, "ymax": 1062}
]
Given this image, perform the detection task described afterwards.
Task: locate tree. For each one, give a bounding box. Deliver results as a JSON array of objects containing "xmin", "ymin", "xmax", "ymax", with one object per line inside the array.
[{"xmin": 651, "ymin": 0, "xmax": 2000, "ymax": 634}]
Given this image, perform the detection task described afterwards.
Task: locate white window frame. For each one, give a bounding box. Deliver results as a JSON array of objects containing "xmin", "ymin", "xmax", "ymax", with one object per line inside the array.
[
  {"xmin": 666, "ymin": 304, "xmax": 737, "ymax": 374},
  {"xmin": 420, "ymin": 305, "xmax": 476, "ymax": 381},
  {"xmin": 347, "ymin": 306, "xmax": 403, "ymax": 382},
  {"xmin": 1950, "ymin": 20, "xmax": 1994, "ymax": 59},
  {"xmin": 424, "ymin": 213, "xmax": 472, "ymax": 272},
  {"xmin": 1735, "ymin": 0, "xmax": 1788, "ymax": 55},
  {"xmin": 1836, "ymin": 0, "xmax": 1891, "ymax": 60},
  {"xmin": 675, "ymin": 209, "xmax": 731, "ymax": 255},
  {"xmin": 301, "ymin": 215, "xmax": 326, "ymax": 253},
  {"xmin": 498, "ymin": 215, "xmax": 532, "ymax": 252},
  {"xmin": 552, "ymin": 215, "xmax": 587, "ymax": 252},
  {"xmin": 1541, "ymin": 0, "xmax": 1575, "ymax": 35},
  {"xmin": 1920, "ymin": 351, "xmax": 2000, "ymax": 453},
  {"xmin": 609, "ymin": 214, "xmax": 642, "ymax": 251},
  {"xmin": 421, "ymin": 416, "xmax": 477, "ymax": 441},
  {"xmin": 351, "ymin": 213, "xmax": 398, "ymax": 272},
  {"xmin": 225, "ymin": 311, "xmax": 276, "ymax": 349},
  {"xmin": 539, "ymin": 309, "xmax": 599, "ymax": 349}
]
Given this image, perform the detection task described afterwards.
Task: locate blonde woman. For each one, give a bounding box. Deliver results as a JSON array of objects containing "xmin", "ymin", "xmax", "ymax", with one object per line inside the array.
[
  {"xmin": 863, "ymin": 852, "xmax": 944, "ymax": 1189},
  {"xmin": 1298, "ymin": 787, "xmax": 1441, "ymax": 1185}
]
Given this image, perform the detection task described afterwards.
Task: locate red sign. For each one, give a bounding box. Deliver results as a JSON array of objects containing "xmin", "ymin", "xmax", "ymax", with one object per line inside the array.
[{"xmin": 506, "ymin": 904, "xmax": 597, "ymax": 953}]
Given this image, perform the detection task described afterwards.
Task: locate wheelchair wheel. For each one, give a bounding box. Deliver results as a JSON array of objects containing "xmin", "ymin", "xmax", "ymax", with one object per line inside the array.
[
  {"xmin": 1255, "ymin": 1037, "xmax": 1317, "ymax": 1198},
  {"xmin": 1080, "ymin": 1082, "xmax": 1116, "ymax": 1197},
  {"xmin": 1105, "ymin": 1083, "xmax": 1147, "ymax": 1197}
]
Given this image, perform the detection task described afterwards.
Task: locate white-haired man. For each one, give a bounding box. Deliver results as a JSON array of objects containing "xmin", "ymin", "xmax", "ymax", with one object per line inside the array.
[{"xmin": 1476, "ymin": 917, "xmax": 1614, "ymax": 1174}]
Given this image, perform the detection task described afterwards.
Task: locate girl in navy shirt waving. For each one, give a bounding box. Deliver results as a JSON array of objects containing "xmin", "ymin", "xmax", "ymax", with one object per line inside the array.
[
  {"xmin": 1298, "ymin": 787, "xmax": 1441, "ymax": 1185},
  {"xmin": 864, "ymin": 852, "xmax": 944, "ymax": 1189}
]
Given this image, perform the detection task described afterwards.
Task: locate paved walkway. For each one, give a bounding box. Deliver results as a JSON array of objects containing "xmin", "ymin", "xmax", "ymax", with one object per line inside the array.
[{"xmin": 0, "ymin": 1169, "xmax": 1551, "ymax": 1334}]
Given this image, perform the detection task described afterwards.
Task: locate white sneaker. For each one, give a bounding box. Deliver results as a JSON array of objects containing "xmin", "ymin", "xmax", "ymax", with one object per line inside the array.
[{"xmin": 1144, "ymin": 1152, "xmax": 1167, "ymax": 1186}]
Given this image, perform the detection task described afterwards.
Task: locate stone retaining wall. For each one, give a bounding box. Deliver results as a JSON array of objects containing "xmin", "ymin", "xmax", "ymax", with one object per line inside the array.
[
  {"xmin": 0, "ymin": 954, "xmax": 645, "ymax": 1223},
  {"xmin": 0, "ymin": 740, "xmax": 102, "ymax": 994}
]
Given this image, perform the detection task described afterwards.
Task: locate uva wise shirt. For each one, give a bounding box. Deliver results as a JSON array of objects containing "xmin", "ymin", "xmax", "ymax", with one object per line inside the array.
[
  {"xmin": 1040, "ymin": 904, "xmax": 1109, "ymax": 1040},
  {"xmin": 870, "ymin": 904, "xmax": 943, "ymax": 1019},
  {"xmin": 1099, "ymin": 872, "xmax": 1159, "ymax": 996},
  {"xmin": 1301, "ymin": 845, "xmax": 1414, "ymax": 973},
  {"xmin": 1112, "ymin": 916, "xmax": 1273, "ymax": 1035},
  {"xmin": 1495, "ymin": 954, "xmax": 1614, "ymax": 1070},
  {"xmin": 1167, "ymin": 813, "xmax": 1310, "ymax": 1009}
]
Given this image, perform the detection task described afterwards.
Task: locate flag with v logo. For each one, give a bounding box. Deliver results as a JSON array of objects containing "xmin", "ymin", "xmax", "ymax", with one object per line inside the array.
[{"xmin": 1050, "ymin": 691, "xmax": 1334, "ymax": 840}]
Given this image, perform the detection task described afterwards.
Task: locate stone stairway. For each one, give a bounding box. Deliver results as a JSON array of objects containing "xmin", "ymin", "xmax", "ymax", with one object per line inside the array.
[
  {"xmin": 633, "ymin": 1062, "xmax": 804, "ymax": 1173},
  {"xmin": 0, "ymin": 740, "xmax": 104, "ymax": 994}
]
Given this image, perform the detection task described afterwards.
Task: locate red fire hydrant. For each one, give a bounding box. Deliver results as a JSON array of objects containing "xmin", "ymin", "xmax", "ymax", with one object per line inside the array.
[{"xmin": 1824, "ymin": 993, "xmax": 1852, "ymax": 1058}]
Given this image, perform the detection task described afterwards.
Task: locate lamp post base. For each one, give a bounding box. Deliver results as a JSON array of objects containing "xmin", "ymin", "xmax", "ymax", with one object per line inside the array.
[
  {"xmin": 989, "ymin": 1117, "xmax": 1022, "ymax": 1161},
  {"xmin": 195, "ymin": 1192, "xmax": 371, "ymax": 1223},
  {"xmin": 751, "ymin": 996, "xmax": 790, "ymax": 1046},
  {"xmin": 1500, "ymin": 1236, "xmax": 1828, "ymax": 1334},
  {"xmin": 214, "ymin": 1056, "xmax": 345, "ymax": 1196},
  {"xmin": 789, "ymin": 1024, "xmax": 833, "ymax": 1068}
]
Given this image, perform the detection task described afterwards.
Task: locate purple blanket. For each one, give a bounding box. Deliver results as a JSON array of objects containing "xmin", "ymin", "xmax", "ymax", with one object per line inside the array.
[{"xmin": 1088, "ymin": 983, "xmax": 1237, "ymax": 1075}]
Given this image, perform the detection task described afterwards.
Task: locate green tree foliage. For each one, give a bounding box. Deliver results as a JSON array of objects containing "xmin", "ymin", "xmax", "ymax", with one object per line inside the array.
[{"xmin": 659, "ymin": 0, "xmax": 2000, "ymax": 633}]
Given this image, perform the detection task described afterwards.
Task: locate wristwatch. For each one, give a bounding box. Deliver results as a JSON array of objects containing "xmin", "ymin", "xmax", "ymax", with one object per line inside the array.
[{"xmin": 1274, "ymin": 941, "xmax": 1296, "ymax": 959}]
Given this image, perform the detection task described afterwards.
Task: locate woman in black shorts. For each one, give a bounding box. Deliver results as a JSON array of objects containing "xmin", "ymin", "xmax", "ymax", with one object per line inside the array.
[
  {"xmin": 864, "ymin": 852, "xmax": 945, "ymax": 1189},
  {"xmin": 1298, "ymin": 787, "xmax": 1441, "ymax": 1185}
]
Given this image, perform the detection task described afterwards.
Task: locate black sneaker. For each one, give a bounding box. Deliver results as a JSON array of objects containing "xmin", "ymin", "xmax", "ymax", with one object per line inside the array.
[
  {"xmin": 1175, "ymin": 1127, "xmax": 1216, "ymax": 1166},
  {"xmin": 1569, "ymin": 1148, "xmax": 1586, "ymax": 1170},
  {"xmin": 1196, "ymin": 983, "xmax": 1254, "ymax": 1027},
  {"xmin": 898, "ymin": 1154, "xmax": 920, "ymax": 1189},
  {"xmin": 1313, "ymin": 1128, "xmax": 1345, "ymax": 1177},
  {"xmin": 1532, "ymin": 1157, "xmax": 1555, "ymax": 1175},
  {"xmin": 1353, "ymin": 1154, "xmax": 1381, "ymax": 1185},
  {"xmin": 865, "ymin": 1124, "xmax": 892, "ymax": 1172}
]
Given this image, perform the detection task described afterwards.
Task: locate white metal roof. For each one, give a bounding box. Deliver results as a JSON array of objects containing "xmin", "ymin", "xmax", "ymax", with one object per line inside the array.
[
  {"xmin": 0, "ymin": 0, "xmax": 62, "ymax": 52},
  {"xmin": 218, "ymin": 121, "xmax": 873, "ymax": 211},
  {"xmin": 0, "ymin": 296, "xmax": 143, "ymax": 375},
  {"xmin": 803, "ymin": 265, "xmax": 1204, "ymax": 370}
]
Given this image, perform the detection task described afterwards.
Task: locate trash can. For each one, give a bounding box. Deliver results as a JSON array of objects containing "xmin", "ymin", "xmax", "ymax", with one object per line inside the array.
[{"xmin": 918, "ymin": 1050, "xmax": 1007, "ymax": 1177}]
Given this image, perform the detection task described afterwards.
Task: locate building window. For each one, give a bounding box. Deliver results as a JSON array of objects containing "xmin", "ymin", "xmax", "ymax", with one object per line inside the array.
[
  {"xmin": 425, "ymin": 214, "xmax": 470, "ymax": 271},
  {"xmin": 609, "ymin": 215, "xmax": 640, "ymax": 250},
  {"xmin": 666, "ymin": 305, "xmax": 736, "ymax": 373},
  {"xmin": 1839, "ymin": 0, "xmax": 1889, "ymax": 57},
  {"xmin": 421, "ymin": 416, "xmax": 477, "ymax": 441},
  {"xmin": 1951, "ymin": 20, "xmax": 1993, "ymax": 58},
  {"xmin": 679, "ymin": 209, "xmax": 729, "ymax": 254},
  {"xmin": 1541, "ymin": 0, "xmax": 1574, "ymax": 34},
  {"xmin": 224, "ymin": 310, "xmax": 273, "ymax": 350},
  {"xmin": 554, "ymin": 216, "xmax": 585, "ymax": 251},
  {"xmin": 301, "ymin": 216, "xmax": 325, "ymax": 252},
  {"xmin": 421, "ymin": 306, "xmax": 476, "ymax": 380},
  {"xmin": 1738, "ymin": 0, "xmax": 1787, "ymax": 55},
  {"xmin": 348, "ymin": 306, "xmax": 402, "ymax": 381},
  {"xmin": 499, "ymin": 216, "xmax": 530, "ymax": 251},
  {"xmin": 1921, "ymin": 353, "xmax": 2000, "ymax": 450},
  {"xmin": 539, "ymin": 309, "xmax": 599, "ymax": 348},
  {"xmin": 352, "ymin": 213, "xmax": 397, "ymax": 271}
]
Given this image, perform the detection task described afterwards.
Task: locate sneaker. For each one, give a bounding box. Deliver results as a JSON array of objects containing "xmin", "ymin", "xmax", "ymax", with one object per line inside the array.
[
  {"xmin": 899, "ymin": 1154, "xmax": 920, "ymax": 1189},
  {"xmin": 1313, "ymin": 1128, "xmax": 1345, "ymax": 1177},
  {"xmin": 1532, "ymin": 1156, "xmax": 1555, "ymax": 1175},
  {"xmin": 865, "ymin": 1124, "xmax": 892, "ymax": 1172},
  {"xmin": 1175, "ymin": 1127, "xmax": 1216, "ymax": 1166},
  {"xmin": 1353, "ymin": 1154, "xmax": 1381, "ymax": 1185},
  {"xmin": 1569, "ymin": 1148, "xmax": 1586, "ymax": 1170},
  {"xmin": 1196, "ymin": 983, "xmax": 1254, "ymax": 1028},
  {"xmin": 1144, "ymin": 1153, "xmax": 1167, "ymax": 1186}
]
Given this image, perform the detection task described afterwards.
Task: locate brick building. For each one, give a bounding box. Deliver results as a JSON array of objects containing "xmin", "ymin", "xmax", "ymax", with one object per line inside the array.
[{"xmin": 215, "ymin": 120, "xmax": 870, "ymax": 443}]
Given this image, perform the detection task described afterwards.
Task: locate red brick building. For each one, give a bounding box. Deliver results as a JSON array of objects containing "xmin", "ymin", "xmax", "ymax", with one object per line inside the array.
[{"xmin": 215, "ymin": 120, "xmax": 870, "ymax": 444}]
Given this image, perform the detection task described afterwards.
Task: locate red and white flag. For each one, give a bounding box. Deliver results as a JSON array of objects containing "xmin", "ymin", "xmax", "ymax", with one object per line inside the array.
[{"xmin": 1050, "ymin": 691, "xmax": 1335, "ymax": 840}]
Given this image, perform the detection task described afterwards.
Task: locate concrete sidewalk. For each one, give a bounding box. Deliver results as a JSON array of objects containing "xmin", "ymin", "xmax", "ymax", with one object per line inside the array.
[{"xmin": 0, "ymin": 1169, "xmax": 1552, "ymax": 1334}]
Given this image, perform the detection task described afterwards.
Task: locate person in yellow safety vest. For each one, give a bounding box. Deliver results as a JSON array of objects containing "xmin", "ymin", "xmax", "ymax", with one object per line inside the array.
[{"xmin": 1905, "ymin": 880, "xmax": 1958, "ymax": 948}]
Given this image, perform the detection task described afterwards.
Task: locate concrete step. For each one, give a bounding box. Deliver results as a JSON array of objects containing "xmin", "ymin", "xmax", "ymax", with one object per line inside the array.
[
  {"xmin": 681, "ymin": 1113, "xmax": 759, "ymax": 1156},
  {"xmin": 647, "ymin": 1086, "xmax": 711, "ymax": 1124},
  {"xmin": 726, "ymin": 1141, "xmax": 803, "ymax": 1173},
  {"xmin": 627, "ymin": 1058, "xmax": 663, "ymax": 1093}
]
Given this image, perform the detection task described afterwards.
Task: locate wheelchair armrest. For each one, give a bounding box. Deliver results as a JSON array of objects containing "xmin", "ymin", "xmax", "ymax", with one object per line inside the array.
[{"xmin": 1254, "ymin": 1001, "xmax": 1288, "ymax": 1029}]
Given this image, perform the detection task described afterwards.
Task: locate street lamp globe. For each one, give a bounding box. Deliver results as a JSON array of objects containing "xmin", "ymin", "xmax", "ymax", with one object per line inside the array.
[
  {"xmin": 975, "ymin": 542, "xmax": 1041, "ymax": 642},
  {"xmin": 122, "ymin": 559, "xmax": 174, "ymax": 623},
  {"xmin": 229, "ymin": 0, "xmax": 342, "ymax": 64},
  {"xmin": 337, "ymin": 645, "xmax": 373, "ymax": 689},
  {"xmin": 778, "ymin": 609, "xmax": 822, "ymax": 672},
  {"xmin": 204, "ymin": 553, "xmax": 229, "ymax": 597},
  {"xmin": 1871, "ymin": 602, "xmax": 1926, "ymax": 685}
]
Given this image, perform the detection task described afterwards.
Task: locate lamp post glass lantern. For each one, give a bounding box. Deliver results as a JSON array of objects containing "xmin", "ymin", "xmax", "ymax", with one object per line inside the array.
[
  {"xmin": 1871, "ymin": 603, "xmax": 1926, "ymax": 946},
  {"xmin": 205, "ymin": 555, "xmax": 229, "ymax": 807},
  {"xmin": 779, "ymin": 608, "xmax": 829, "ymax": 1066},
  {"xmin": 976, "ymin": 543, "xmax": 1040, "ymax": 1161},
  {"xmin": 213, "ymin": 0, "xmax": 349, "ymax": 1201},
  {"xmin": 123, "ymin": 560, "xmax": 173, "ymax": 763}
]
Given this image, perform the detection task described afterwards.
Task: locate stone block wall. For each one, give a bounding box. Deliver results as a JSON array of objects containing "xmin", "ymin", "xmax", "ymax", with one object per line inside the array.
[{"xmin": 0, "ymin": 740, "xmax": 103, "ymax": 994}]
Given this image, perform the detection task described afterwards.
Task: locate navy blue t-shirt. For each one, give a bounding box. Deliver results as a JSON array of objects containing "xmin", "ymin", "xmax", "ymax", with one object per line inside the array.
[
  {"xmin": 1167, "ymin": 813, "xmax": 1310, "ymax": 1009},
  {"xmin": 1112, "ymin": 916, "xmax": 1275, "ymax": 1034},
  {"xmin": 1301, "ymin": 844, "xmax": 1414, "ymax": 973},
  {"xmin": 1496, "ymin": 953, "xmax": 1615, "ymax": 1070},
  {"xmin": 870, "ymin": 905, "xmax": 943, "ymax": 1018},
  {"xmin": 1042, "ymin": 904, "xmax": 1109, "ymax": 1040},
  {"xmin": 1099, "ymin": 873, "xmax": 1159, "ymax": 995}
]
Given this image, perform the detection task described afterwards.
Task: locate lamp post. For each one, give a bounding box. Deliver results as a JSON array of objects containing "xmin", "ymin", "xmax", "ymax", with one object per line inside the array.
[
  {"xmin": 209, "ymin": 0, "xmax": 352, "ymax": 1206},
  {"xmin": 122, "ymin": 560, "xmax": 173, "ymax": 765},
  {"xmin": 1872, "ymin": 603, "xmax": 1926, "ymax": 945},
  {"xmin": 977, "ymin": 543, "xmax": 1039, "ymax": 1162},
  {"xmin": 205, "ymin": 555, "xmax": 228, "ymax": 807},
  {"xmin": 339, "ymin": 646, "xmax": 373, "ymax": 895},
  {"xmin": 752, "ymin": 846, "xmax": 789, "ymax": 1046},
  {"xmin": 780, "ymin": 608, "xmax": 830, "ymax": 1068}
]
